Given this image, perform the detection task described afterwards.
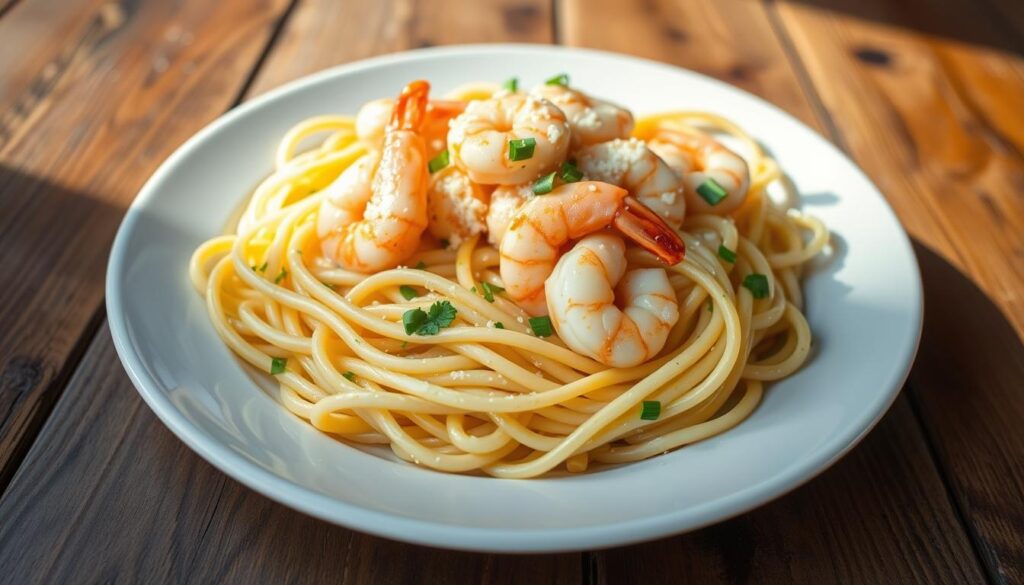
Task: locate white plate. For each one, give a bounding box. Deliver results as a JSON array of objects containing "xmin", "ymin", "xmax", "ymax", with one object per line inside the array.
[{"xmin": 107, "ymin": 45, "xmax": 922, "ymax": 552}]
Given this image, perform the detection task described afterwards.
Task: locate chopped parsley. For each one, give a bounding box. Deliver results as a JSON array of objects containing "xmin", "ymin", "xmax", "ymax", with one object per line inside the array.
[{"xmin": 402, "ymin": 300, "xmax": 458, "ymax": 336}]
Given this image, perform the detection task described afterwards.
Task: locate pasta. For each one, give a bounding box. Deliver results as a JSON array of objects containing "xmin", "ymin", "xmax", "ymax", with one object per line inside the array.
[{"xmin": 189, "ymin": 78, "xmax": 828, "ymax": 478}]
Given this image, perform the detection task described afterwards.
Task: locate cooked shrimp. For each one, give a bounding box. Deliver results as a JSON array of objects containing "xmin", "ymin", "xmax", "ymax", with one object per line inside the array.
[
  {"xmin": 426, "ymin": 166, "xmax": 490, "ymax": 246},
  {"xmin": 547, "ymin": 233, "xmax": 679, "ymax": 367},
  {"xmin": 648, "ymin": 130, "xmax": 750, "ymax": 214},
  {"xmin": 447, "ymin": 93, "xmax": 570, "ymax": 185},
  {"xmin": 485, "ymin": 183, "xmax": 531, "ymax": 246},
  {"xmin": 317, "ymin": 81, "xmax": 431, "ymax": 272},
  {"xmin": 575, "ymin": 138, "xmax": 687, "ymax": 228},
  {"xmin": 499, "ymin": 181, "xmax": 685, "ymax": 315},
  {"xmin": 530, "ymin": 84, "xmax": 633, "ymax": 149},
  {"xmin": 356, "ymin": 97, "xmax": 465, "ymax": 157}
]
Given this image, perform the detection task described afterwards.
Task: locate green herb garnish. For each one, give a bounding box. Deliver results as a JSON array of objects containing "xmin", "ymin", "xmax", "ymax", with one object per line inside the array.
[
  {"xmin": 428, "ymin": 149, "xmax": 450, "ymax": 173},
  {"xmin": 640, "ymin": 400, "xmax": 661, "ymax": 420},
  {"xmin": 545, "ymin": 73, "xmax": 569, "ymax": 86},
  {"xmin": 274, "ymin": 268, "xmax": 288, "ymax": 284},
  {"xmin": 717, "ymin": 245, "xmax": 737, "ymax": 263},
  {"xmin": 402, "ymin": 300, "xmax": 458, "ymax": 336},
  {"xmin": 342, "ymin": 371, "xmax": 356, "ymax": 381},
  {"xmin": 415, "ymin": 260, "xmax": 427, "ymax": 270},
  {"xmin": 503, "ymin": 77, "xmax": 518, "ymax": 92},
  {"xmin": 258, "ymin": 261, "xmax": 268, "ymax": 273},
  {"xmin": 508, "ymin": 137, "xmax": 536, "ymax": 161},
  {"xmin": 480, "ymin": 281, "xmax": 505, "ymax": 303},
  {"xmin": 742, "ymin": 273, "xmax": 769, "ymax": 299},
  {"xmin": 696, "ymin": 178, "xmax": 728, "ymax": 206},
  {"xmin": 270, "ymin": 357, "xmax": 287, "ymax": 375},
  {"xmin": 529, "ymin": 315, "xmax": 553, "ymax": 337},
  {"xmin": 532, "ymin": 171, "xmax": 556, "ymax": 195},
  {"xmin": 558, "ymin": 161, "xmax": 583, "ymax": 183},
  {"xmin": 494, "ymin": 322, "xmax": 505, "ymax": 329}
]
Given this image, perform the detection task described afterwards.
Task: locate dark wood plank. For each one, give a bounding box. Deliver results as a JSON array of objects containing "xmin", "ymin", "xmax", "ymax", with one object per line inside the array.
[
  {"xmin": 561, "ymin": 0, "xmax": 989, "ymax": 582},
  {"xmin": 769, "ymin": 1, "xmax": 1024, "ymax": 581},
  {"xmin": 0, "ymin": 0, "xmax": 292, "ymax": 490},
  {"xmin": 596, "ymin": 398, "xmax": 984, "ymax": 584},
  {"xmin": 1, "ymin": 0, "xmax": 577, "ymax": 581},
  {"xmin": 0, "ymin": 327, "xmax": 579, "ymax": 584},
  {"xmin": 909, "ymin": 243, "xmax": 1024, "ymax": 585}
]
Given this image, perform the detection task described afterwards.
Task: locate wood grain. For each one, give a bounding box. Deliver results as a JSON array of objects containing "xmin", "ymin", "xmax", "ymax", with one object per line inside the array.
[
  {"xmin": 769, "ymin": 1, "xmax": 1024, "ymax": 581},
  {"xmin": 560, "ymin": 0, "xmax": 991, "ymax": 581},
  {"xmin": 909, "ymin": 243, "xmax": 1024, "ymax": 585},
  {"xmin": 595, "ymin": 398, "xmax": 985, "ymax": 585},
  {"xmin": 0, "ymin": 0, "xmax": 292, "ymax": 490},
  {"xmin": 0, "ymin": 327, "xmax": 580, "ymax": 584},
  {"xmin": 248, "ymin": 0, "xmax": 552, "ymax": 97}
]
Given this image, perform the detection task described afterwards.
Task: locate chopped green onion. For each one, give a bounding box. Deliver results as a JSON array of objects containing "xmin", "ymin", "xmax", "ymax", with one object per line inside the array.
[
  {"xmin": 258, "ymin": 261, "xmax": 268, "ymax": 273},
  {"xmin": 415, "ymin": 260, "xmax": 427, "ymax": 270},
  {"xmin": 707, "ymin": 299, "xmax": 713, "ymax": 313},
  {"xmin": 508, "ymin": 137, "xmax": 536, "ymax": 161},
  {"xmin": 529, "ymin": 315, "xmax": 553, "ymax": 337},
  {"xmin": 403, "ymin": 300, "xmax": 458, "ymax": 336},
  {"xmin": 399, "ymin": 285, "xmax": 417, "ymax": 300},
  {"xmin": 532, "ymin": 171, "xmax": 556, "ymax": 195},
  {"xmin": 401, "ymin": 341, "xmax": 409, "ymax": 349},
  {"xmin": 503, "ymin": 77, "xmax": 518, "ymax": 92},
  {"xmin": 342, "ymin": 371, "xmax": 356, "ymax": 381},
  {"xmin": 696, "ymin": 178, "xmax": 728, "ymax": 206},
  {"xmin": 270, "ymin": 357, "xmax": 287, "ymax": 375},
  {"xmin": 640, "ymin": 400, "xmax": 661, "ymax": 420},
  {"xmin": 274, "ymin": 268, "xmax": 288, "ymax": 284},
  {"xmin": 545, "ymin": 73, "xmax": 569, "ymax": 86},
  {"xmin": 558, "ymin": 161, "xmax": 583, "ymax": 183},
  {"xmin": 428, "ymin": 149, "xmax": 450, "ymax": 173},
  {"xmin": 717, "ymin": 245, "xmax": 737, "ymax": 263},
  {"xmin": 250, "ymin": 264, "xmax": 257, "ymax": 271},
  {"xmin": 481, "ymin": 281, "xmax": 504, "ymax": 302},
  {"xmin": 494, "ymin": 322, "xmax": 505, "ymax": 329},
  {"xmin": 742, "ymin": 273, "xmax": 770, "ymax": 299}
]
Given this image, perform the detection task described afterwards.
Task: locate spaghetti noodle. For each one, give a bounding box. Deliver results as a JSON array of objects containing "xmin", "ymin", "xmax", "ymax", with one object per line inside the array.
[{"xmin": 189, "ymin": 80, "xmax": 828, "ymax": 478}]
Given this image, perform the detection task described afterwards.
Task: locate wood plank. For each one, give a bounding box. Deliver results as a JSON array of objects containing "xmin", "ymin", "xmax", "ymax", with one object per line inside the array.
[
  {"xmin": 0, "ymin": 327, "xmax": 579, "ymax": 584},
  {"xmin": 248, "ymin": 0, "xmax": 553, "ymax": 96},
  {"xmin": 560, "ymin": 0, "xmax": 989, "ymax": 582},
  {"xmin": 909, "ymin": 243, "xmax": 1024, "ymax": 585},
  {"xmin": 769, "ymin": 1, "xmax": 1024, "ymax": 581},
  {"xmin": 770, "ymin": 0, "xmax": 1024, "ymax": 333},
  {"xmin": 1, "ymin": 0, "xmax": 577, "ymax": 581},
  {"xmin": 0, "ymin": 0, "xmax": 292, "ymax": 489},
  {"xmin": 595, "ymin": 398, "xmax": 985, "ymax": 584}
]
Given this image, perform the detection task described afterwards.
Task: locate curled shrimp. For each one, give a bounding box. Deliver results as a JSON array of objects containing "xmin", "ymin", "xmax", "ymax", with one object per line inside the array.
[
  {"xmin": 499, "ymin": 181, "xmax": 685, "ymax": 315},
  {"xmin": 447, "ymin": 93, "xmax": 570, "ymax": 185},
  {"xmin": 426, "ymin": 166, "xmax": 490, "ymax": 246},
  {"xmin": 356, "ymin": 97, "xmax": 465, "ymax": 157},
  {"xmin": 485, "ymin": 183, "xmax": 531, "ymax": 246},
  {"xmin": 317, "ymin": 81, "xmax": 431, "ymax": 272},
  {"xmin": 530, "ymin": 84, "xmax": 633, "ymax": 149},
  {"xmin": 648, "ymin": 130, "xmax": 750, "ymax": 214},
  {"xmin": 547, "ymin": 233, "xmax": 679, "ymax": 367},
  {"xmin": 575, "ymin": 138, "xmax": 687, "ymax": 228}
]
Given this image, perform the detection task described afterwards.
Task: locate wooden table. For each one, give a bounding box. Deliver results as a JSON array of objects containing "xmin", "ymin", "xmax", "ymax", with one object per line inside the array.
[{"xmin": 1, "ymin": 0, "xmax": 1022, "ymax": 582}]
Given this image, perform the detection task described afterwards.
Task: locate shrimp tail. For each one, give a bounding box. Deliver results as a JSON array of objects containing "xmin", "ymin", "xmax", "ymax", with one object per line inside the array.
[
  {"xmin": 613, "ymin": 196, "xmax": 686, "ymax": 265},
  {"xmin": 389, "ymin": 80, "xmax": 431, "ymax": 131}
]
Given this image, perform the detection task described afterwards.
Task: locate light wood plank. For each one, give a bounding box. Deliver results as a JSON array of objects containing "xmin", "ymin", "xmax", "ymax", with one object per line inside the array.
[
  {"xmin": 560, "ymin": 0, "xmax": 990, "ymax": 581},
  {"xmin": 770, "ymin": 1, "xmax": 1024, "ymax": 580}
]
